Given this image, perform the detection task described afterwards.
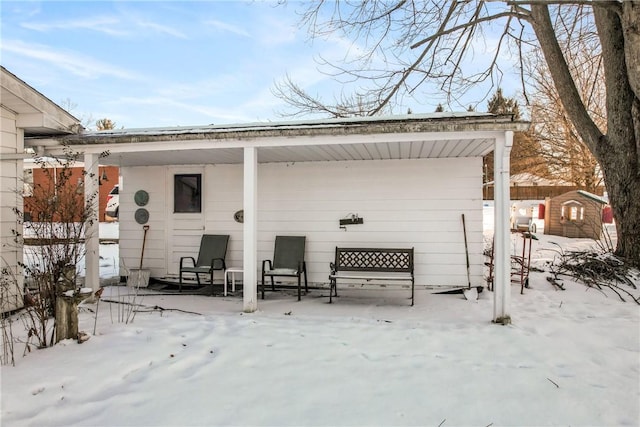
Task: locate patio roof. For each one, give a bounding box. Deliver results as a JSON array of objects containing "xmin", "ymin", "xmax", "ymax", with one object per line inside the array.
[{"xmin": 25, "ymin": 112, "xmax": 529, "ymax": 166}]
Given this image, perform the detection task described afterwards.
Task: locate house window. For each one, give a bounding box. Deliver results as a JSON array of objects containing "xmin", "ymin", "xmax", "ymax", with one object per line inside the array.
[{"xmin": 174, "ymin": 174, "xmax": 201, "ymax": 213}]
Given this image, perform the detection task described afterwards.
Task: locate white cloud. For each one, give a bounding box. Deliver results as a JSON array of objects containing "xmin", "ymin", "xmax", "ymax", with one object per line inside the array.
[
  {"xmin": 115, "ymin": 95, "xmax": 257, "ymax": 125},
  {"xmin": 204, "ymin": 19, "xmax": 250, "ymax": 38},
  {"xmin": 136, "ymin": 21, "xmax": 188, "ymax": 39},
  {"xmin": 21, "ymin": 17, "xmax": 129, "ymax": 37},
  {"xmin": 1, "ymin": 40, "xmax": 139, "ymax": 80}
]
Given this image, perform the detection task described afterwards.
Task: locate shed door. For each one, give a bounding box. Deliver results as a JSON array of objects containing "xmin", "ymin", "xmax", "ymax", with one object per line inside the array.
[{"xmin": 167, "ymin": 167, "xmax": 206, "ymax": 275}]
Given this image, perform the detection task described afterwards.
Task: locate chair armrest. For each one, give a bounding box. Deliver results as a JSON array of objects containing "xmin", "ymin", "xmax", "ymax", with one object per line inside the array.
[
  {"xmin": 262, "ymin": 259, "xmax": 272, "ymax": 273},
  {"xmin": 180, "ymin": 257, "xmax": 196, "ymax": 269},
  {"xmin": 210, "ymin": 258, "xmax": 226, "ymax": 271},
  {"xmin": 298, "ymin": 261, "xmax": 306, "ymax": 275}
]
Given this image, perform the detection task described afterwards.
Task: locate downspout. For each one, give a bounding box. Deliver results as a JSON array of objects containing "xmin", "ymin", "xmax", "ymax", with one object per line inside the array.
[{"xmin": 493, "ymin": 131, "xmax": 513, "ymax": 324}]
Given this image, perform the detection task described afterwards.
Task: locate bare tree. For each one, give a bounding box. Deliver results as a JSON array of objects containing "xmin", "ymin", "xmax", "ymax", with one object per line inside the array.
[
  {"xmin": 277, "ymin": 1, "xmax": 640, "ymax": 266},
  {"xmin": 272, "ymin": 74, "xmax": 391, "ymax": 117},
  {"xmin": 10, "ymin": 147, "xmax": 107, "ymax": 348},
  {"xmin": 528, "ymin": 41, "xmax": 605, "ymax": 192},
  {"xmin": 59, "ymin": 98, "xmax": 93, "ymax": 130},
  {"xmin": 483, "ymin": 88, "xmax": 549, "ymax": 183},
  {"xmin": 95, "ymin": 118, "xmax": 117, "ymax": 131}
]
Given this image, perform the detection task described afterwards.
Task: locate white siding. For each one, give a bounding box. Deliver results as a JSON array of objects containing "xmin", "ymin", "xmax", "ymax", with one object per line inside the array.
[
  {"xmin": 0, "ymin": 106, "xmax": 24, "ymax": 312},
  {"xmin": 120, "ymin": 157, "xmax": 484, "ymax": 288},
  {"xmin": 119, "ymin": 167, "xmax": 167, "ymax": 274}
]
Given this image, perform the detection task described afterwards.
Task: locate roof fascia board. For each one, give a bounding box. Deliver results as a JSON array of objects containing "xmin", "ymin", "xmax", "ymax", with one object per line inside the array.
[
  {"xmin": 39, "ymin": 117, "xmax": 529, "ymax": 146},
  {"xmin": 34, "ymin": 130, "xmax": 511, "ymax": 157},
  {"xmin": 16, "ymin": 112, "xmax": 80, "ymax": 134},
  {"xmin": 1, "ymin": 67, "xmax": 80, "ymax": 132}
]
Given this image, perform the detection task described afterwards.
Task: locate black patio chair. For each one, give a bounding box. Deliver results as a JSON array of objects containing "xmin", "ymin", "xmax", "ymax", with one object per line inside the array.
[
  {"xmin": 179, "ymin": 234, "xmax": 229, "ymax": 293},
  {"xmin": 261, "ymin": 236, "xmax": 308, "ymax": 301}
]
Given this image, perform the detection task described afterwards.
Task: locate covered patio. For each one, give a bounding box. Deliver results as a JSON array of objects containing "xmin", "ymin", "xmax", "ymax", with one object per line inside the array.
[{"xmin": 26, "ymin": 113, "xmax": 528, "ymax": 323}]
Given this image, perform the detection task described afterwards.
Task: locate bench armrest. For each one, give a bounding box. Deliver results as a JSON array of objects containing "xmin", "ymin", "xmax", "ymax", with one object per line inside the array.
[{"xmin": 329, "ymin": 262, "xmax": 337, "ymax": 275}]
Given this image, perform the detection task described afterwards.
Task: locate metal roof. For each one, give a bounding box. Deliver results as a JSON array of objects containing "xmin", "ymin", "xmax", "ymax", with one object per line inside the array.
[{"xmin": 26, "ymin": 112, "xmax": 529, "ymax": 167}]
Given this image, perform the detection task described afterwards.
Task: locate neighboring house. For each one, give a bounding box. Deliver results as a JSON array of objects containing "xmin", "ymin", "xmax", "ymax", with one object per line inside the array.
[
  {"xmin": 544, "ymin": 190, "xmax": 609, "ymax": 240},
  {"xmin": 22, "ymin": 162, "xmax": 119, "ymax": 222},
  {"xmin": 34, "ymin": 112, "xmax": 528, "ymax": 323},
  {"xmin": 0, "ymin": 66, "xmax": 81, "ymax": 313}
]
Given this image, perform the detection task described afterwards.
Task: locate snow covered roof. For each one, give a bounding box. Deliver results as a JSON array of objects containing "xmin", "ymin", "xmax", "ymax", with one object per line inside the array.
[{"xmin": 577, "ymin": 190, "xmax": 608, "ymax": 204}]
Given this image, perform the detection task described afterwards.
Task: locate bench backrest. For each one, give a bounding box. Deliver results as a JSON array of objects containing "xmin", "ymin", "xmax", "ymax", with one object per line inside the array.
[{"xmin": 334, "ymin": 247, "xmax": 414, "ymax": 273}]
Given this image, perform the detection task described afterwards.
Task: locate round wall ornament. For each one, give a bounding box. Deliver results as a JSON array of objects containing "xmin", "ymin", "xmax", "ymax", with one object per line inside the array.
[
  {"xmin": 134, "ymin": 190, "xmax": 149, "ymax": 206},
  {"xmin": 233, "ymin": 210, "xmax": 244, "ymax": 223},
  {"xmin": 135, "ymin": 208, "xmax": 149, "ymax": 224}
]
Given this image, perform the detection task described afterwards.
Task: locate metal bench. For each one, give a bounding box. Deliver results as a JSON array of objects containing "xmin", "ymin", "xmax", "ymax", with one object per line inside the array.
[{"xmin": 329, "ymin": 247, "xmax": 415, "ymax": 306}]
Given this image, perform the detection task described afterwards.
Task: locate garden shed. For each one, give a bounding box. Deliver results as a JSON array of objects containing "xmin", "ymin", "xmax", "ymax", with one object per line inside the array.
[{"xmin": 543, "ymin": 190, "xmax": 608, "ymax": 240}]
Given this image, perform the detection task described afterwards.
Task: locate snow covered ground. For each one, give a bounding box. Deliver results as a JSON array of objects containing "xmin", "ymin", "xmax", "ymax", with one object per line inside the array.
[{"xmin": 2, "ymin": 212, "xmax": 639, "ymax": 426}]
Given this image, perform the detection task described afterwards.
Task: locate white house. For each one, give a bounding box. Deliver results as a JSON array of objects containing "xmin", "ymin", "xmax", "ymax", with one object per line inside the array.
[
  {"xmin": 31, "ymin": 113, "xmax": 527, "ymax": 323},
  {"xmin": 0, "ymin": 66, "xmax": 81, "ymax": 313}
]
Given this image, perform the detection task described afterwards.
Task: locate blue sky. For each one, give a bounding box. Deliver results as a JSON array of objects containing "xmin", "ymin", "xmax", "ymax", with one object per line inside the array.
[{"xmin": 1, "ymin": 1, "xmax": 525, "ymax": 129}]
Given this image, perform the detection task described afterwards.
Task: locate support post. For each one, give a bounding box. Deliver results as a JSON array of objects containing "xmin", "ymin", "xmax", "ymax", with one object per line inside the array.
[
  {"xmin": 493, "ymin": 131, "xmax": 513, "ymax": 324},
  {"xmin": 84, "ymin": 153, "xmax": 100, "ymax": 291},
  {"xmin": 243, "ymin": 147, "xmax": 258, "ymax": 312}
]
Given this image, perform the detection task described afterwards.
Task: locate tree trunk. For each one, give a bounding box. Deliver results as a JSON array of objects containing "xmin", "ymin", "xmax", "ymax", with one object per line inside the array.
[
  {"xmin": 531, "ymin": 4, "xmax": 640, "ymax": 266},
  {"xmin": 54, "ymin": 265, "xmax": 91, "ymax": 343},
  {"xmin": 593, "ymin": 5, "xmax": 640, "ymax": 267},
  {"xmin": 55, "ymin": 295, "xmax": 80, "ymax": 344}
]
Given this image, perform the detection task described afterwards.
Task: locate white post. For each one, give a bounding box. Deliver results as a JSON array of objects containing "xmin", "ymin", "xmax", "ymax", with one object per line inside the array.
[
  {"xmin": 243, "ymin": 147, "xmax": 258, "ymax": 312},
  {"xmin": 84, "ymin": 153, "xmax": 100, "ymax": 291},
  {"xmin": 493, "ymin": 131, "xmax": 513, "ymax": 324}
]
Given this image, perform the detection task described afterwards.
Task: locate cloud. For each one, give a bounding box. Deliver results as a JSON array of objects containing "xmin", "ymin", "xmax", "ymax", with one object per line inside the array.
[
  {"xmin": 21, "ymin": 17, "xmax": 129, "ymax": 37},
  {"xmin": 114, "ymin": 95, "xmax": 256, "ymax": 125},
  {"xmin": 204, "ymin": 19, "xmax": 250, "ymax": 38},
  {"xmin": 136, "ymin": 21, "xmax": 188, "ymax": 39},
  {"xmin": 1, "ymin": 40, "xmax": 139, "ymax": 80}
]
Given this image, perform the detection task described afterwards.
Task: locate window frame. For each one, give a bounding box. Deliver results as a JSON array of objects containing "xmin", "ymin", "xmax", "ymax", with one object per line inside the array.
[{"xmin": 173, "ymin": 173, "xmax": 202, "ymax": 213}]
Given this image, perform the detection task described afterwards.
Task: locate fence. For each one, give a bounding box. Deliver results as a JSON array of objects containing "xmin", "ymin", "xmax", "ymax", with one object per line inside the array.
[{"xmin": 483, "ymin": 185, "xmax": 605, "ymax": 201}]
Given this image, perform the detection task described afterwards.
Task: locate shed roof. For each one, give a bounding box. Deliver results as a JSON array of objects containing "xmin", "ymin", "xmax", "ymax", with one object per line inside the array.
[
  {"xmin": 577, "ymin": 190, "xmax": 608, "ymax": 204},
  {"xmin": 25, "ymin": 112, "xmax": 529, "ymax": 167}
]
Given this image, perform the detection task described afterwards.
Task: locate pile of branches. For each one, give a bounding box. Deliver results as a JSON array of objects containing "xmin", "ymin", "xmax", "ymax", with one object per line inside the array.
[{"xmin": 549, "ymin": 248, "xmax": 639, "ymax": 304}]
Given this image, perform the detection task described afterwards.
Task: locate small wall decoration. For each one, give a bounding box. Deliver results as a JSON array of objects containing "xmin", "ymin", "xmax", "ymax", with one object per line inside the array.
[
  {"xmin": 135, "ymin": 208, "xmax": 149, "ymax": 224},
  {"xmin": 134, "ymin": 190, "xmax": 149, "ymax": 206},
  {"xmin": 234, "ymin": 210, "xmax": 244, "ymax": 223}
]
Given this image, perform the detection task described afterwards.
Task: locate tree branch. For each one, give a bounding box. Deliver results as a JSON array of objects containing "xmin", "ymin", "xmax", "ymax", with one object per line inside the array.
[
  {"xmin": 410, "ymin": 11, "xmax": 528, "ymax": 50},
  {"xmin": 529, "ymin": 5, "xmax": 603, "ymax": 152},
  {"xmin": 371, "ymin": 0, "xmax": 461, "ymax": 115}
]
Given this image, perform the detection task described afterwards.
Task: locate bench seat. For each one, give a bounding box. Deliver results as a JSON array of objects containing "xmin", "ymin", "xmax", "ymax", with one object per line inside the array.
[{"xmin": 329, "ymin": 247, "xmax": 415, "ymax": 306}]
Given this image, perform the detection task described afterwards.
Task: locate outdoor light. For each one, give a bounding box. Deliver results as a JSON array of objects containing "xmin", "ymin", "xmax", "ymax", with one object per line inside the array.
[{"xmin": 98, "ymin": 168, "xmax": 109, "ymax": 185}]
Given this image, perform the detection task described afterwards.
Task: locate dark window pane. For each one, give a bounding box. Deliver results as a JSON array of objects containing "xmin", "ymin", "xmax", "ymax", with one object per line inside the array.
[{"xmin": 174, "ymin": 174, "xmax": 201, "ymax": 213}]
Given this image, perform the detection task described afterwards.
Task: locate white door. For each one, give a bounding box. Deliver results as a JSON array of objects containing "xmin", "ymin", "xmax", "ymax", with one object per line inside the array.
[{"xmin": 166, "ymin": 167, "xmax": 206, "ymax": 275}]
